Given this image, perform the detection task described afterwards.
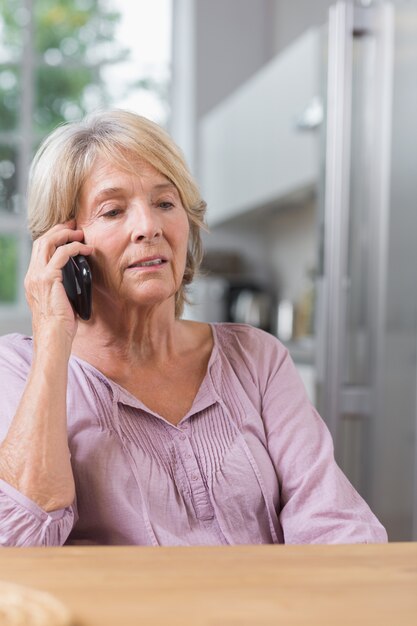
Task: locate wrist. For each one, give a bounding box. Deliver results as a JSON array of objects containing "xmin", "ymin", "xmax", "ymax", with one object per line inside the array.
[{"xmin": 32, "ymin": 320, "xmax": 75, "ymax": 359}]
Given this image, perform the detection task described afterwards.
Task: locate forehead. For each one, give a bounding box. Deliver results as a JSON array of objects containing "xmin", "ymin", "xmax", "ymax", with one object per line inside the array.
[{"xmin": 85, "ymin": 155, "xmax": 171, "ymax": 190}]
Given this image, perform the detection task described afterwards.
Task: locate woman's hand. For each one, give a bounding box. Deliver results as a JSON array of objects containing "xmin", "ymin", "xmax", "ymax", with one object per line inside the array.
[
  {"xmin": 0, "ymin": 220, "xmax": 93, "ymax": 512},
  {"xmin": 24, "ymin": 220, "xmax": 93, "ymax": 342}
]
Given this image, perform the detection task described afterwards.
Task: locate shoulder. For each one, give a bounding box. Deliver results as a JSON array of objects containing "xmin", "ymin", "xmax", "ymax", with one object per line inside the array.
[
  {"xmin": 0, "ymin": 333, "xmax": 33, "ymax": 374},
  {"xmin": 212, "ymin": 323, "xmax": 286, "ymax": 360},
  {"xmin": 211, "ymin": 323, "xmax": 289, "ymax": 387}
]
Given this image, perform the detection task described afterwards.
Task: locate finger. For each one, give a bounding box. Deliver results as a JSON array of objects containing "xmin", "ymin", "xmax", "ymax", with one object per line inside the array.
[
  {"xmin": 49, "ymin": 242, "xmax": 94, "ymax": 271},
  {"xmin": 33, "ymin": 219, "xmax": 77, "ymax": 241},
  {"xmin": 32, "ymin": 228, "xmax": 86, "ymax": 264}
]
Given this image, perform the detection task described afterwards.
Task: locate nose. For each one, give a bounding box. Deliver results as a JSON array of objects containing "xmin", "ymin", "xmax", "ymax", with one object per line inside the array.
[{"xmin": 130, "ymin": 204, "xmax": 162, "ymax": 242}]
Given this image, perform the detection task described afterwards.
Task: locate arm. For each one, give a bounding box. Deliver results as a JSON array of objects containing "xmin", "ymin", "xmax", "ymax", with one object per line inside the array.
[
  {"xmin": 0, "ymin": 478, "xmax": 77, "ymax": 547},
  {"xmin": 256, "ymin": 333, "xmax": 387, "ymax": 544},
  {"xmin": 0, "ymin": 222, "xmax": 92, "ymax": 545},
  {"xmin": 0, "ymin": 333, "xmax": 79, "ymax": 547},
  {"xmin": 0, "ymin": 327, "xmax": 76, "ymax": 512}
]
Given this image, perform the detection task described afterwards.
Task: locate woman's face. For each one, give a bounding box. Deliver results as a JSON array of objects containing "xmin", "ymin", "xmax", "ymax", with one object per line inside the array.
[{"xmin": 76, "ymin": 156, "xmax": 190, "ymax": 312}]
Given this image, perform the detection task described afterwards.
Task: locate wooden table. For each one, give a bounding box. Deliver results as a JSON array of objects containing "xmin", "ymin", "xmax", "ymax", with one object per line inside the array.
[{"xmin": 0, "ymin": 543, "xmax": 416, "ymax": 625}]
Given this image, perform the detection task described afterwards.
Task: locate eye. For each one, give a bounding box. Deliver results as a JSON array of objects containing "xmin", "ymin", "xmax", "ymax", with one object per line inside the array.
[
  {"xmin": 158, "ymin": 201, "xmax": 174, "ymax": 210},
  {"xmin": 102, "ymin": 206, "xmax": 123, "ymax": 218}
]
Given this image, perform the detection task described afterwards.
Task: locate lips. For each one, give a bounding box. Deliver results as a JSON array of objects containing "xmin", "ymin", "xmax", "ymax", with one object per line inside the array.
[{"xmin": 127, "ymin": 256, "xmax": 167, "ymax": 269}]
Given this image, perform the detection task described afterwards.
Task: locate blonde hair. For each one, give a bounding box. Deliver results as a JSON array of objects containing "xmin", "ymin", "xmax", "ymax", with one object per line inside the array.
[{"xmin": 27, "ymin": 109, "xmax": 207, "ymax": 317}]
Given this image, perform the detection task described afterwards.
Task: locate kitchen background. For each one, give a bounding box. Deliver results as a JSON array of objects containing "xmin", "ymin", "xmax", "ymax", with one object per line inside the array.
[{"xmin": 0, "ymin": 0, "xmax": 416, "ymax": 541}]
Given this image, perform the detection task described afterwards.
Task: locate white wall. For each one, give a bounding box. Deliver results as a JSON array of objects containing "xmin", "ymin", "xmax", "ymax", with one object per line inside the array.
[
  {"xmin": 193, "ymin": 0, "xmax": 337, "ymax": 119},
  {"xmin": 171, "ymin": 0, "xmax": 335, "ymax": 170},
  {"xmin": 195, "ymin": 0, "xmax": 276, "ymax": 118},
  {"xmin": 271, "ymin": 0, "xmax": 335, "ymax": 55}
]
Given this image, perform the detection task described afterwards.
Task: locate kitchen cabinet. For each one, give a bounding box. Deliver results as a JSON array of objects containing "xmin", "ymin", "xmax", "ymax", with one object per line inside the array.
[{"xmin": 199, "ymin": 28, "xmax": 323, "ymax": 226}]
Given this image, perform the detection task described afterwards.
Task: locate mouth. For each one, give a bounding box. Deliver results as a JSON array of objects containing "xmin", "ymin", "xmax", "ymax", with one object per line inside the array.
[{"xmin": 127, "ymin": 256, "xmax": 168, "ymax": 269}]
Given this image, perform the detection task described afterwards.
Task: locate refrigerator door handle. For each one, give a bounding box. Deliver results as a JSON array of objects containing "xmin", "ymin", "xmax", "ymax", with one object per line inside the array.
[
  {"xmin": 320, "ymin": 1, "xmax": 354, "ymax": 441},
  {"xmin": 319, "ymin": 1, "xmax": 394, "ymax": 456},
  {"xmin": 340, "ymin": 387, "xmax": 372, "ymax": 417}
]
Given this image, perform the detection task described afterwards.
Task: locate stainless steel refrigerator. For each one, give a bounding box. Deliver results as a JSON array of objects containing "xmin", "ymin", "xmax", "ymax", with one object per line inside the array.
[
  {"xmin": 196, "ymin": 0, "xmax": 417, "ymax": 541},
  {"xmin": 315, "ymin": 0, "xmax": 417, "ymax": 540}
]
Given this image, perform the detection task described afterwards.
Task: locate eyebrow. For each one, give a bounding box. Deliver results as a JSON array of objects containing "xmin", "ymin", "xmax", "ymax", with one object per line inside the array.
[
  {"xmin": 92, "ymin": 187, "xmax": 124, "ymax": 204},
  {"xmin": 151, "ymin": 182, "xmax": 178, "ymax": 193},
  {"xmin": 92, "ymin": 182, "xmax": 178, "ymax": 204}
]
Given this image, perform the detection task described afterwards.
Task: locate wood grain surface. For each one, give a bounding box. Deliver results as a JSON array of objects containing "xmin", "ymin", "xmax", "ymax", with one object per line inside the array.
[{"xmin": 0, "ymin": 543, "xmax": 416, "ymax": 625}]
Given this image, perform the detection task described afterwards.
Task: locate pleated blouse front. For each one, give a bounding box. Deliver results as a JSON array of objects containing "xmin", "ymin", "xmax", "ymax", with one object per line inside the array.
[{"xmin": 0, "ymin": 324, "xmax": 387, "ymax": 546}]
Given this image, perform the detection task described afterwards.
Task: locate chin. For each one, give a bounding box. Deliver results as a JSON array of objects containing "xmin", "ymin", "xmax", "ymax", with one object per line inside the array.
[{"xmin": 129, "ymin": 287, "xmax": 176, "ymax": 310}]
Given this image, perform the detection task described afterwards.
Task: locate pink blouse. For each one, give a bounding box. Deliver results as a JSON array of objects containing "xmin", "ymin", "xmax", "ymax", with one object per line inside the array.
[{"xmin": 0, "ymin": 324, "xmax": 387, "ymax": 546}]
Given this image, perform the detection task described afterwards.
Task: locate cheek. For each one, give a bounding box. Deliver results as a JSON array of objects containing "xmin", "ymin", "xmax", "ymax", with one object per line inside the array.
[
  {"xmin": 83, "ymin": 224, "xmax": 123, "ymax": 265},
  {"xmin": 89, "ymin": 244, "xmax": 124, "ymax": 291},
  {"xmin": 176, "ymin": 215, "xmax": 190, "ymax": 254},
  {"xmin": 88, "ymin": 250, "xmax": 110, "ymax": 290},
  {"xmin": 175, "ymin": 227, "xmax": 190, "ymax": 271}
]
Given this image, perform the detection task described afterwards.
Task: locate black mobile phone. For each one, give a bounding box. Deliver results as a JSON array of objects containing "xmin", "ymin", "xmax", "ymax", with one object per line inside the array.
[{"xmin": 62, "ymin": 255, "xmax": 92, "ymax": 320}]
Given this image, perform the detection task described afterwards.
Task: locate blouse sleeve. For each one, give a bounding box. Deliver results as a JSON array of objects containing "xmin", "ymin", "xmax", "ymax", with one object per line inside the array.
[
  {"xmin": 0, "ymin": 479, "xmax": 76, "ymax": 547},
  {"xmin": 255, "ymin": 331, "xmax": 388, "ymax": 544},
  {"xmin": 0, "ymin": 334, "xmax": 77, "ymax": 546}
]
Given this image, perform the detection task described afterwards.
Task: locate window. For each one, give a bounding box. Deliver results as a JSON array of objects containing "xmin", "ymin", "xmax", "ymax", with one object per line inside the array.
[{"xmin": 0, "ymin": 0, "xmax": 172, "ymax": 326}]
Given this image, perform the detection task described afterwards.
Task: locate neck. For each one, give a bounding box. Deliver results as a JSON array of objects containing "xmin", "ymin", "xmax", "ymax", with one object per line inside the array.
[{"xmin": 72, "ymin": 297, "xmax": 181, "ymax": 375}]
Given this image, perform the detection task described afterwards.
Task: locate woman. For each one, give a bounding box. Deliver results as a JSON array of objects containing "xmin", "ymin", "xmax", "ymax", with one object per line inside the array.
[{"xmin": 0, "ymin": 109, "xmax": 387, "ymax": 546}]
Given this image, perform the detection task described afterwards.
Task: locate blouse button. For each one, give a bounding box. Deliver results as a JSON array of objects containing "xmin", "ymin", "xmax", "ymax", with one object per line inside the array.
[
  {"xmin": 191, "ymin": 474, "xmax": 199, "ymax": 481},
  {"xmin": 179, "ymin": 434, "xmax": 186, "ymax": 441}
]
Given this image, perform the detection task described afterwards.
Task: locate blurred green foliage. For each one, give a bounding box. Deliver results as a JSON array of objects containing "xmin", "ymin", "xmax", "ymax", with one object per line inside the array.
[
  {"xmin": 0, "ymin": 0, "xmax": 126, "ymax": 136},
  {"xmin": 0, "ymin": 0, "xmax": 126, "ymax": 301},
  {"xmin": 0, "ymin": 145, "xmax": 18, "ymax": 212},
  {"xmin": 0, "ymin": 1, "xmax": 170, "ymax": 306},
  {"xmin": 0, "ymin": 235, "xmax": 18, "ymax": 302}
]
